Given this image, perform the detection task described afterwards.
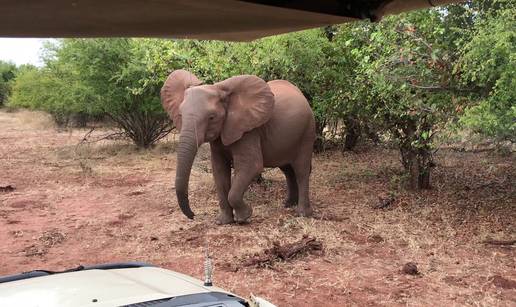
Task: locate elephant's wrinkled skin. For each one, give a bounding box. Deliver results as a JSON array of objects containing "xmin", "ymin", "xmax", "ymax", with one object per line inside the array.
[{"xmin": 161, "ymin": 70, "xmax": 315, "ymax": 224}]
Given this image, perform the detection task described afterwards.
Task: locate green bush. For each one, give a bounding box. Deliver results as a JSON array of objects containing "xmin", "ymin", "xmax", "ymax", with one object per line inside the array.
[
  {"xmin": 9, "ymin": 65, "xmax": 95, "ymax": 126},
  {"xmin": 10, "ymin": 39, "xmax": 178, "ymax": 147},
  {"xmin": 0, "ymin": 60, "xmax": 18, "ymax": 107}
]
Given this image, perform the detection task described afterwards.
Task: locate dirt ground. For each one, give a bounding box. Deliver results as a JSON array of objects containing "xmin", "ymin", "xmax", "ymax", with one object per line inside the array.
[{"xmin": 1, "ymin": 110, "xmax": 515, "ymax": 306}]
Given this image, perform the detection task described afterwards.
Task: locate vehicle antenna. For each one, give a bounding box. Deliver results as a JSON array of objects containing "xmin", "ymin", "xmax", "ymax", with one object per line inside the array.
[{"xmin": 203, "ymin": 246, "xmax": 213, "ymax": 286}]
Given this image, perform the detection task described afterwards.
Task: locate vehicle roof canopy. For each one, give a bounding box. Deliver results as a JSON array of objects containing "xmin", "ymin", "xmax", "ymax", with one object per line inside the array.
[{"xmin": 2, "ymin": 0, "xmax": 462, "ymax": 40}]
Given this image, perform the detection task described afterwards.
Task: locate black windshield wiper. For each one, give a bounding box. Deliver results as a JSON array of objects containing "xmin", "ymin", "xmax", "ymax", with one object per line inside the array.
[{"xmin": 0, "ymin": 262, "xmax": 154, "ymax": 284}]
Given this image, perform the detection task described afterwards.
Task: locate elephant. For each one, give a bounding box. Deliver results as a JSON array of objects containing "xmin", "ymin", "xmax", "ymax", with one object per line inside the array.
[{"xmin": 161, "ymin": 69, "xmax": 315, "ymax": 224}]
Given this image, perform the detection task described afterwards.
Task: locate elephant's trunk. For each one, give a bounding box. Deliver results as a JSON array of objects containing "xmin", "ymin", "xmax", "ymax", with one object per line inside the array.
[{"xmin": 175, "ymin": 123, "xmax": 200, "ymax": 219}]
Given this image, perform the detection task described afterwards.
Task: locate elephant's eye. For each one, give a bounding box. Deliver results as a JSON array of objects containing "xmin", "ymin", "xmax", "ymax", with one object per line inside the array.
[{"xmin": 208, "ymin": 115, "xmax": 215, "ymax": 121}]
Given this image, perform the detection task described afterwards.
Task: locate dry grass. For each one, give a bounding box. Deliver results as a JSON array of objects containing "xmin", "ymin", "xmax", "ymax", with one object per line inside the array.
[{"xmin": 14, "ymin": 109, "xmax": 55, "ymax": 129}]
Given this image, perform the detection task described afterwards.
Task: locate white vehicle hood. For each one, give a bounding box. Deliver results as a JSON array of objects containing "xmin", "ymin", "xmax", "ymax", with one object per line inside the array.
[{"xmin": 0, "ymin": 267, "xmax": 230, "ymax": 307}]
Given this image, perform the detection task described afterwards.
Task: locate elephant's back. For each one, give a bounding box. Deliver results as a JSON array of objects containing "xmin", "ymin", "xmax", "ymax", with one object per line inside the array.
[
  {"xmin": 260, "ymin": 80, "xmax": 315, "ymax": 166},
  {"xmin": 268, "ymin": 79, "xmax": 304, "ymax": 96},
  {"xmin": 267, "ymin": 80, "xmax": 314, "ymax": 121}
]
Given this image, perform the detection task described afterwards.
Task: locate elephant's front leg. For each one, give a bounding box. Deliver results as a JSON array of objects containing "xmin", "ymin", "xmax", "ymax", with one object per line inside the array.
[
  {"xmin": 228, "ymin": 132, "xmax": 264, "ymax": 223},
  {"xmin": 210, "ymin": 144, "xmax": 234, "ymax": 225}
]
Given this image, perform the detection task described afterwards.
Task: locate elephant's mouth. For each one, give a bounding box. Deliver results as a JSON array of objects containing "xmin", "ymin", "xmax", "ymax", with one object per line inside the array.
[{"xmin": 205, "ymin": 132, "xmax": 219, "ymax": 143}]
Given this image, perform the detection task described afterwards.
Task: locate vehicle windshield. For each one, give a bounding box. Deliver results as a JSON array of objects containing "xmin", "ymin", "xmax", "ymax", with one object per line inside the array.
[{"xmin": 121, "ymin": 292, "xmax": 248, "ymax": 307}]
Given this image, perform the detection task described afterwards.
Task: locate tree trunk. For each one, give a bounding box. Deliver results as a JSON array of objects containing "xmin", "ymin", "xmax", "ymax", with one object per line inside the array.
[
  {"xmin": 401, "ymin": 146, "xmax": 432, "ymax": 190},
  {"xmin": 111, "ymin": 110, "xmax": 172, "ymax": 149},
  {"xmin": 363, "ymin": 123, "xmax": 380, "ymax": 144},
  {"xmin": 343, "ymin": 116, "xmax": 361, "ymax": 151},
  {"xmin": 420, "ymin": 170, "xmax": 431, "ymax": 189},
  {"xmin": 313, "ymin": 118, "xmax": 327, "ymax": 152},
  {"xmin": 71, "ymin": 112, "xmax": 88, "ymax": 128},
  {"xmin": 399, "ymin": 120, "xmax": 433, "ymax": 190}
]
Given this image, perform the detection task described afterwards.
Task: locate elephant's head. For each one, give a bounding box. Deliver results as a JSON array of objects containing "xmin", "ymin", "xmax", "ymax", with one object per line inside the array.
[{"xmin": 160, "ymin": 70, "xmax": 274, "ymax": 219}]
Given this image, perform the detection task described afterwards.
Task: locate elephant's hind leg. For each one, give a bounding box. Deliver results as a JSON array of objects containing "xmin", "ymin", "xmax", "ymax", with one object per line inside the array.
[
  {"xmin": 280, "ymin": 165, "xmax": 298, "ymax": 207},
  {"xmin": 292, "ymin": 149, "xmax": 313, "ymax": 217}
]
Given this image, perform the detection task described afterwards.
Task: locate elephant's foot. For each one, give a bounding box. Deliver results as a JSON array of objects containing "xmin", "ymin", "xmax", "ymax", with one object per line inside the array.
[
  {"xmin": 283, "ymin": 198, "xmax": 298, "ymax": 208},
  {"xmin": 234, "ymin": 205, "xmax": 253, "ymax": 224},
  {"xmin": 216, "ymin": 208, "xmax": 235, "ymax": 225},
  {"xmin": 296, "ymin": 205, "xmax": 313, "ymax": 217}
]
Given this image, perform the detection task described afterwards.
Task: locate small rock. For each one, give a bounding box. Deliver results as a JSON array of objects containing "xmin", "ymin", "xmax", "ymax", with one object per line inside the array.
[
  {"xmin": 127, "ymin": 190, "xmax": 144, "ymax": 196},
  {"xmin": 368, "ymin": 235, "xmax": 384, "ymax": 243},
  {"xmin": 372, "ymin": 194, "xmax": 396, "ymax": 209},
  {"xmin": 402, "ymin": 262, "xmax": 419, "ymax": 275},
  {"xmin": 490, "ymin": 275, "xmax": 516, "ymax": 289}
]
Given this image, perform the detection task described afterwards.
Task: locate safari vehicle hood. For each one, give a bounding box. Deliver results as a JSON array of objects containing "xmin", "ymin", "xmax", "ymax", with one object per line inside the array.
[
  {"xmin": 1, "ymin": 0, "xmax": 463, "ymax": 40},
  {"xmin": 0, "ymin": 265, "xmax": 255, "ymax": 307}
]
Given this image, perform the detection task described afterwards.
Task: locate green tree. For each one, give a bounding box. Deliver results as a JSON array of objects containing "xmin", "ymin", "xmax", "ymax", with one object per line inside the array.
[
  {"xmin": 457, "ymin": 2, "xmax": 516, "ymax": 141},
  {"xmin": 0, "ymin": 60, "xmax": 18, "ymax": 106},
  {"xmin": 356, "ymin": 9, "xmax": 460, "ymax": 189}
]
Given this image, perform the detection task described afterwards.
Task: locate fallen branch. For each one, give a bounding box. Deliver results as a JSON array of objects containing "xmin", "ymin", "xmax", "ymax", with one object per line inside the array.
[
  {"xmin": 79, "ymin": 131, "xmax": 127, "ymax": 145},
  {"xmin": 74, "ymin": 129, "xmax": 128, "ymax": 154},
  {"xmin": 242, "ymin": 236, "xmax": 323, "ymax": 267},
  {"xmin": 448, "ymin": 147, "xmax": 497, "ymax": 153},
  {"xmin": 482, "ymin": 239, "xmax": 516, "ymax": 246},
  {"xmin": 0, "ymin": 185, "xmax": 15, "ymax": 193},
  {"xmin": 78, "ymin": 127, "xmax": 96, "ymax": 145}
]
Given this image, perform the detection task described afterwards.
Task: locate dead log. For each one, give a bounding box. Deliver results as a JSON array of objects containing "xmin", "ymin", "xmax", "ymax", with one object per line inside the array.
[{"xmin": 243, "ymin": 236, "xmax": 323, "ymax": 267}]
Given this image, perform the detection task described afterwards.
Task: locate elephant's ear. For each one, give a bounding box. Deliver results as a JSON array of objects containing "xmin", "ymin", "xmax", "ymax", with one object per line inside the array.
[
  {"xmin": 161, "ymin": 70, "xmax": 203, "ymax": 131},
  {"xmin": 215, "ymin": 75, "xmax": 274, "ymax": 146}
]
